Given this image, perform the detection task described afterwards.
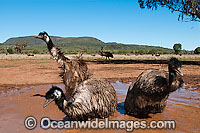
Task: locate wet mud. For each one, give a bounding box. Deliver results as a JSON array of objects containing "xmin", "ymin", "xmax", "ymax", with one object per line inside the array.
[{"xmin": 0, "ymin": 82, "xmax": 199, "ymax": 132}]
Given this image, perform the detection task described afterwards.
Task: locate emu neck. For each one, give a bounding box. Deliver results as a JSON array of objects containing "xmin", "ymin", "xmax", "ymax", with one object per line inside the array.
[
  {"xmin": 55, "ymin": 95, "xmax": 67, "ymax": 112},
  {"xmin": 44, "ymin": 39, "xmax": 55, "ymax": 54},
  {"xmin": 43, "ymin": 37, "xmax": 68, "ymax": 66},
  {"xmin": 168, "ymin": 69, "xmax": 176, "ymax": 86}
]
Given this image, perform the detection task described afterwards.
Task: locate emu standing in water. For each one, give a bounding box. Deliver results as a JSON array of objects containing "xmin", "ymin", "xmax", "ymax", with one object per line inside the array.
[
  {"xmin": 124, "ymin": 58, "xmax": 183, "ymax": 117},
  {"xmin": 35, "ymin": 32, "xmax": 117, "ymax": 120}
]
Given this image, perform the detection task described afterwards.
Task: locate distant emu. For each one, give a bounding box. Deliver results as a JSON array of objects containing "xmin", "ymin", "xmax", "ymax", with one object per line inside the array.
[
  {"xmin": 152, "ymin": 53, "xmax": 160, "ymax": 56},
  {"xmin": 27, "ymin": 53, "xmax": 34, "ymax": 56},
  {"xmin": 155, "ymin": 53, "xmax": 160, "ymax": 56},
  {"xmin": 99, "ymin": 47, "xmax": 113, "ymax": 60}
]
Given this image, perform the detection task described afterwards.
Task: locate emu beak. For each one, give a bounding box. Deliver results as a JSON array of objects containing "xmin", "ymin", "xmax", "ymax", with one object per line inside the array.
[
  {"xmin": 175, "ymin": 67, "xmax": 183, "ymax": 76},
  {"xmin": 35, "ymin": 36, "xmax": 43, "ymax": 39},
  {"xmin": 43, "ymin": 99, "xmax": 54, "ymax": 108}
]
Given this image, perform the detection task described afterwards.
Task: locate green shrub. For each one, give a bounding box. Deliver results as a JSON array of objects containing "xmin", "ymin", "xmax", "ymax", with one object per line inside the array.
[
  {"xmin": 7, "ymin": 48, "xmax": 14, "ymax": 54},
  {"xmin": 33, "ymin": 49, "xmax": 40, "ymax": 54},
  {"xmin": 173, "ymin": 43, "xmax": 182, "ymax": 55},
  {"xmin": 194, "ymin": 47, "xmax": 200, "ymax": 54}
]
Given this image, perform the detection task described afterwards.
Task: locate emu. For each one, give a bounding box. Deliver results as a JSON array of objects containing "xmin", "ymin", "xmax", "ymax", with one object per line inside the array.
[
  {"xmin": 124, "ymin": 57, "xmax": 183, "ymax": 117},
  {"xmin": 99, "ymin": 47, "xmax": 113, "ymax": 60},
  {"xmin": 27, "ymin": 53, "xmax": 34, "ymax": 56},
  {"xmin": 35, "ymin": 32, "xmax": 117, "ymax": 120},
  {"xmin": 152, "ymin": 53, "xmax": 160, "ymax": 56},
  {"xmin": 155, "ymin": 53, "xmax": 160, "ymax": 56}
]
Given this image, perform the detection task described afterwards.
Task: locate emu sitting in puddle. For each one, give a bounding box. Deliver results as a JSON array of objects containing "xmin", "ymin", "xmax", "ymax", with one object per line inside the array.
[
  {"xmin": 124, "ymin": 57, "xmax": 184, "ymax": 117},
  {"xmin": 35, "ymin": 32, "xmax": 117, "ymax": 120}
]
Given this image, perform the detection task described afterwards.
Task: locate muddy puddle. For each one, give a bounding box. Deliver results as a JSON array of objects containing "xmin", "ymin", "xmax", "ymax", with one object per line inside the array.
[{"xmin": 0, "ymin": 82, "xmax": 199, "ymax": 132}]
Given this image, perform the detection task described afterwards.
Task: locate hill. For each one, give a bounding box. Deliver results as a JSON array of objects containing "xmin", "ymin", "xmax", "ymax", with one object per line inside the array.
[{"xmin": 0, "ymin": 36, "xmax": 173, "ymax": 54}]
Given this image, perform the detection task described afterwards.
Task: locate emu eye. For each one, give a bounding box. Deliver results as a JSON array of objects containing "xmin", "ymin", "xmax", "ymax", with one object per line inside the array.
[{"xmin": 51, "ymin": 95, "xmax": 55, "ymax": 99}]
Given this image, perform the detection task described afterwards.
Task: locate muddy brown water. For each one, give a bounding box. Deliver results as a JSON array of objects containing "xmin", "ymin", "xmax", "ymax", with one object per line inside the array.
[{"xmin": 0, "ymin": 82, "xmax": 199, "ymax": 132}]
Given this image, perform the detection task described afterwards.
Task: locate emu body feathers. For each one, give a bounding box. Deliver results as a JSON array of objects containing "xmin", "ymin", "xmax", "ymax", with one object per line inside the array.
[
  {"xmin": 62, "ymin": 79, "xmax": 117, "ymax": 120},
  {"xmin": 124, "ymin": 58, "xmax": 183, "ymax": 116},
  {"xmin": 36, "ymin": 32, "xmax": 117, "ymax": 120}
]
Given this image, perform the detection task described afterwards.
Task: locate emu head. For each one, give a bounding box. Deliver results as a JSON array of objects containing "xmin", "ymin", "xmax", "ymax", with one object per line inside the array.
[
  {"xmin": 43, "ymin": 86, "xmax": 64, "ymax": 108},
  {"xmin": 168, "ymin": 57, "xmax": 183, "ymax": 76},
  {"xmin": 35, "ymin": 31, "xmax": 50, "ymax": 43},
  {"xmin": 99, "ymin": 46, "xmax": 103, "ymax": 55}
]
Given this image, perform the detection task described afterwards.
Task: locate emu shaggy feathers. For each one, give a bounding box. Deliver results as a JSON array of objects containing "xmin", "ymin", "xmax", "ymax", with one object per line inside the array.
[
  {"xmin": 46, "ymin": 76, "xmax": 117, "ymax": 121},
  {"xmin": 124, "ymin": 58, "xmax": 183, "ymax": 117},
  {"xmin": 61, "ymin": 79, "xmax": 117, "ymax": 120},
  {"xmin": 37, "ymin": 32, "xmax": 117, "ymax": 120}
]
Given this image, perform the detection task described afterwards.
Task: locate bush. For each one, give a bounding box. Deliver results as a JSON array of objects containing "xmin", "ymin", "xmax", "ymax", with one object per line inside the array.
[
  {"xmin": 135, "ymin": 50, "xmax": 148, "ymax": 55},
  {"xmin": 116, "ymin": 50, "xmax": 129, "ymax": 54},
  {"xmin": 33, "ymin": 49, "xmax": 40, "ymax": 54},
  {"xmin": 194, "ymin": 47, "xmax": 200, "ymax": 54},
  {"xmin": 173, "ymin": 43, "xmax": 182, "ymax": 55},
  {"xmin": 7, "ymin": 48, "xmax": 14, "ymax": 54},
  {"xmin": 148, "ymin": 49, "xmax": 156, "ymax": 54}
]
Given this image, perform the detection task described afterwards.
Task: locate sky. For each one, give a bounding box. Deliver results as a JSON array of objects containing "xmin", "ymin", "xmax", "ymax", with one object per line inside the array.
[{"xmin": 0, "ymin": 0, "xmax": 199, "ymax": 50}]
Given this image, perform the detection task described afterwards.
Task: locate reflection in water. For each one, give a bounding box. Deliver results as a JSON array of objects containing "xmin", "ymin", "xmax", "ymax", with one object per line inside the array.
[
  {"xmin": 111, "ymin": 81, "xmax": 131, "ymax": 115},
  {"xmin": 111, "ymin": 81, "xmax": 131, "ymax": 101},
  {"xmin": 117, "ymin": 102, "xmax": 126, "ymax": 114},
  {"xmin": 169, "ymin": 87, "xmax": 200, "ymax": 108}
]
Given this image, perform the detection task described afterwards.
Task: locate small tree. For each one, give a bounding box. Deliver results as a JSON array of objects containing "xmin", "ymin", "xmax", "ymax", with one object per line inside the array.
[
  {"xmin": 194, "ymin": 47, "xmax": 200, "ymax": 54},
  {"xmin": 7, "ymin": 48, "xmax": 14, "ymax": 54},
  {"xmin": 173, "ymin": 43, "xmax": 182, "ymax": 55},
  {"xmin": 148, "ymin": 49, "xmax": 157, "ymax": 54},
  {"xmin": 138, "ymin": 49, "xmax": 145, "ymax": 55},
  {"xmin": 14, "ymin": 40, "xmax": 28, "ymax": 54}
]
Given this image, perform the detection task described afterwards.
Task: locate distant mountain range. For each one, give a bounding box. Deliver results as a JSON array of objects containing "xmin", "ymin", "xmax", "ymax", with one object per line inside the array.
[{"xmin": 0, "ymin": 36, "xmax": 173, "ymax": 53}]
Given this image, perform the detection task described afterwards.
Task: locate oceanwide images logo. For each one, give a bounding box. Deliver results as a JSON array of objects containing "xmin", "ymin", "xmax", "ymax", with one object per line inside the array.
[{"xmin": 24, "ymin": 116, "xmax": 176, "ymax": 131}]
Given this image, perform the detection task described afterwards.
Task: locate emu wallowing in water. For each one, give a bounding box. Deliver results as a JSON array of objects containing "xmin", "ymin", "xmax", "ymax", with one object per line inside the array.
[
  {"xmin": 99, "ymin": 47, "xmax": 113, "ymax": 60},
  {"xmin": 35, "ymin": 32, "xmax": 117, "ymax": 120},
  {"xmin": 124, "ymin": 57, "xmax": 183, "ymax": 117}
]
